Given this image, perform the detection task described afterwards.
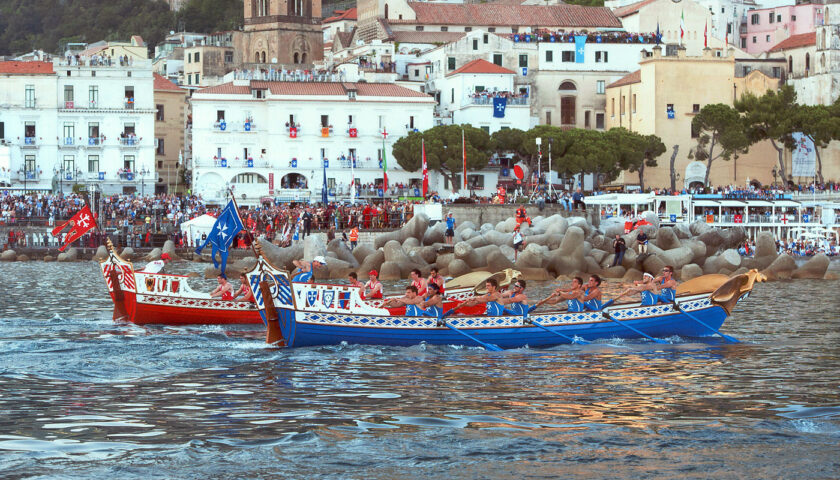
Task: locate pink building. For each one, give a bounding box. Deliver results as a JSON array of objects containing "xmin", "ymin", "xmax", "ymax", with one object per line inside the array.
[{"xmin": 739, "ymin": 2, "xmax": 825, "ymax": 54}]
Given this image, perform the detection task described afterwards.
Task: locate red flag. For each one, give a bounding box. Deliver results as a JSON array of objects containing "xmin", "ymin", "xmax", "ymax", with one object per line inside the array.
[
  {"xmin": 421, "ymin": 138, "xmax": 428, "ymax": 198},
  {"xmin": 462, "ymin": 130, "xmax": 467, "ymax": 189},
  {"xmin": 704, "ymin": 21, "xmax": 708, "ymax": 48},
  {"xmin": 52, "ymin": 205, "xmax": 97, "ymax": 251}
]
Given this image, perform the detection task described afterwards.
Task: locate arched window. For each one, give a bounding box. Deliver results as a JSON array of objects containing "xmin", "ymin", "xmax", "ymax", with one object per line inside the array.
[
  {"xmin": 261, "ymin": 51, "xmax": 266, "ymax": 63},
  {"xmin": 806, "ymin": 52, "xmax": 810, "ymax": 71},
  {"xmin": 558, "ymin": 81, "xmax": 577, "ymax": 92},
  {"xmin": 301, "ymin": 52, "xmax": 307, "ymax": 64},
  {"xmin": 255, "ymin": 52, "xmax": 261, "ymax": 63},
  {"xmin": 294, "ymin": 52, "xmax": 300, "ymax": 64},
  {"xmin": 384, "ymin": 3, "xmax": 389, "ymax": 19}
]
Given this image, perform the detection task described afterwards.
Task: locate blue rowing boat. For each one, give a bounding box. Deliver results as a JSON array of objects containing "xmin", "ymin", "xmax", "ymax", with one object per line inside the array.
[{"xmin": 246, "ymin": 249, "xmax": 765, "ymax": 350}]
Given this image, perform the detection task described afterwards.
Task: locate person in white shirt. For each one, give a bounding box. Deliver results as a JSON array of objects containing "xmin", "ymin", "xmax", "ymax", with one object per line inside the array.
[{"xmin": 142, "ymin": 253, "xmax": 171, "ymax": 273}]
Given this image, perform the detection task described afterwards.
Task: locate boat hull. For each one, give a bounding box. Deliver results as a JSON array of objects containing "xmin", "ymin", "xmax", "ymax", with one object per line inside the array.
[{"xmin": 275, "ymin": 299, "xmax": 728, "ymax": 349}]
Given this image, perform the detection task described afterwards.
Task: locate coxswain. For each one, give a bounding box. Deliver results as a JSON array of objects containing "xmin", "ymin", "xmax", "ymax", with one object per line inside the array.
[
  {"xmin": 348, "ymin": 272, "xmax": 365, "ymax": 300},
  {"xmin": 210, "ymin": 274, "xmax": 234, "ymax": 300},
  {"xmin": 381, "ymin": 285, "xmax": 424, "ymax": 309},
  {"xmin": 536, "ymin": 277, "xmax": 586, "ymax": 312},
  {"xmin": 615, "ymin": 272, "xmax": 660, "ymax": 306},
  {"xmin": 499, "ymin": 279, "xmax": 528, "ymax": 315},
  {"xmin": 459, "ymin": 278, "xmax": 504, "ymax": 315},
  {"xmin": 427, "ymin": 267, "xmax": 445, "ymax": 294},
  {"xmin": 582, "ymin": 274, "xmax": 604, "ymax": 311},
  {"xmin": 410, "ymin": 268, "xmax": 428, "ymax": 296},
  {"xmin": 142, "ymin": 252, "xmax": 171, "ymax": 273},
  {"xmin": 364, "ymin": 270, "xmax": 384, "ymax": 299},
  {"xmin": 233, "ymin": 272, "xmax": 256, "ymax": 303},
  {"xmin": 653, "ymin": 266, "xmax": 677, "ymax": 304},
  {"xmin": 291, "ymin": 255, "xmax": 326, "ymax": 283}
]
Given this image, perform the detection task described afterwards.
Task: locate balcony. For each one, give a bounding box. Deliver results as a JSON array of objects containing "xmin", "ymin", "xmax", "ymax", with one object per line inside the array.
[
  {"xmin": 463, "ymin": 95, "xmax": 529, "ymax": 107},
  {"xmin": 87, "ymin": 136, "xmax": 104, "ymax": 147},
  {"xmin": 118, "ymin": 171, "xmax": 138, "ymax": 181},
  {"xmin": 18, "ymin": 170, "xmax": 39, "ymax": 181},
  {"xmin": 213, "ymin": 120, "xmax": 228, "ymax": 131},
  {"xmin": 119, "ymin": 137, "xmax": 139, "ymax": 147},
  {"xmin": 319, "ymin": 126, "xmax": 334, "ymax": 137},
  {"xmin": 22, "ymin": 137, "xmax": 37, "ymax": 148},
  {"xmin": 59, "ymin": 137, "xmax": 76, "ymax": 148},
  {"xmin": 124, "ymin": 100, "xmax": 135, "ymax": 110},
  {"xmin": 243, "ymin": 119, "xmax": 256, "ymax": 132}
]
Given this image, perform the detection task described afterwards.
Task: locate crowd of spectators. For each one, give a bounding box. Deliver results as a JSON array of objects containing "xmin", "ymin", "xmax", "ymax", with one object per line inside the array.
[
  {"xmin": 232, "ymin": 67, "xmax": 345, "ymax": 82},
  {"xmin": 508, "ymin": 30, "xmax": 661, "ymax": 44}
]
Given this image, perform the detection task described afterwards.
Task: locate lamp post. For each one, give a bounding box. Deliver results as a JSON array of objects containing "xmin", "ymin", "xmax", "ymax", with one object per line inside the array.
[{"xmin": 139, "ymin": 167, "xmax": 149, "ymax": 196}]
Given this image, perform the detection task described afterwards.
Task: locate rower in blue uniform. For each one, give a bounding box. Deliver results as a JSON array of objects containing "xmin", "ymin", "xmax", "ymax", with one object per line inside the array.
[
  {"xmin": 459, "ymin": 278, "xmax": 504, "ymax": 315},
  {"xmin": 413, "ymin": 283, "xmax": 444, "ymax": 317},
  {"xmin": 615, "ymin": 272, "xmax": 661, "ymax": 306},
  {"xmin": 382, "ymin": 285, "xmax": 425, "ymax": 313},
  {"xmin": 499, "ymin": 280, "xmax": 529, "ymax": 315},
  {"xmin": 582, "ymin": 274, "xmax": 604, "ymax": 311},
  {"xmin": 654, "ymin": 265, "xmax": 677, "ymax": 303},
  {"xmin": 291, "ymin": 255, "xmax": 326, "ymax": 283},
  {"xmin": 534, "ymin": 277, "xmax": 586, "ymax": 312}
]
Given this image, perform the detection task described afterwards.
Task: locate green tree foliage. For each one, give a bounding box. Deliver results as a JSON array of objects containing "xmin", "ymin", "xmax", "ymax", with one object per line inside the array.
[
  {"xmin": 563, "ymin": 0, "xmax": 605, "ymax": 6},
  {"xmin": 691, "ymin": 103, "xmax": 750, "ymax": 186},
  {"xmin": 606, "ymin": 128, "xmax": 666, "ymax": 191},
  {"xmin": 391, "ymin": 125, "xmax": 492, "ymax": 192},
  {"xmin": 734, "ymin": 85, "xmax": 798, "ymax": 186},
  {"xmin": 0, "ymin": 0, "xmax": 243, "ymax": 56}
]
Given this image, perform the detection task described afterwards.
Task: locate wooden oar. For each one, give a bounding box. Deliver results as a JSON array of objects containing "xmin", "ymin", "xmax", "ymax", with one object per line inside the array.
[
  {"xmin": 437, "ymin": 316, "xmax": 502, "ymax": 351},
  {"xmin": 602, "ymin": 310, "xmax": 668, "ymax": 344},
  {"xmin": 259, "ymin": 281, "xmax": 283, "ymax": 346},
  {"xmin": 527, "ymin": 318, "xmax": 588, "ymax": 344},
  {"xmin": 673, "ymin": 302, "xmax": 740, "ymax": 343}
]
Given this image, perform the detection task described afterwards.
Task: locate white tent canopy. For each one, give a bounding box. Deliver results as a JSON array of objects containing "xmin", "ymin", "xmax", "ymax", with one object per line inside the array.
[{"xmin": 180, "ymin": 214, "xmax": 217, "ymax": 247}]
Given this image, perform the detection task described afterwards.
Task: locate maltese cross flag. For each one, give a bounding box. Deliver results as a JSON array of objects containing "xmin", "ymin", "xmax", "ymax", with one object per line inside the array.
[{"xmin": 52, "ymin": 205, "xmax": 97, "ymax": 251}]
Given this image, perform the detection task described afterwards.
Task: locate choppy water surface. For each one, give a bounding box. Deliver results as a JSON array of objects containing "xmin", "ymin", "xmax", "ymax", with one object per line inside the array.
[{"xmin": 1, "ymin": 262, "xmax": 839, "ymax": 479}]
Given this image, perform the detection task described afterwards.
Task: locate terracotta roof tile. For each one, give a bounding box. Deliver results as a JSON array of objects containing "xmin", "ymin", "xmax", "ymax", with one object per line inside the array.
[
  {"xmin": 0, "ymin": 61, "xmax": 54, "ymax": 74},
  {"xmin": 612, "ymin": 0, "xmax": 658, "ymax": 18},
  {"xmin": 324, "ymin": 8, "xmax": 357, "ymax": 23},
  {"xmin": 398, "ymin": 3, "xmax": 622, "ymax": 28},
  {"xmin": 768, "ymin": 32, "xmax": 816, "ymax": 52},
  {"xmin": 606, "ymin": 69, "xmax": 640, "ymax": 88},
  {"xmin": 392, "ymin": 31, "xmax": 466, "ymax": 44},
  {"xmin": 153, "ymin": 73, "xmax": 182, "ymax": 91},
  {"xmin": 446, "ymin": 58, "xmax": 516, "ymax": 77},
  {"xmin": 197, "ymin": 81, "xmax": 433, "ymax": 99}
]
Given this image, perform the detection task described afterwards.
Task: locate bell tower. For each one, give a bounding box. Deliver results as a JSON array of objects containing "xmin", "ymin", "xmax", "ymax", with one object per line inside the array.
[{"xmin": 239, "ymin": 0, "xmax": 323, "ymax": 66}]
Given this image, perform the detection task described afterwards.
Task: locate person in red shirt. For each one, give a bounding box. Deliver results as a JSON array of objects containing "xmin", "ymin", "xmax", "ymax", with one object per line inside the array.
[{"xmin": 364, "ymin": 270, "xmax": 384, "ymax": 299}]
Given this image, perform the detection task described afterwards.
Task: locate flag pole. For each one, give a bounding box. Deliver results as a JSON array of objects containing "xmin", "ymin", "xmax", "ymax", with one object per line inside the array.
[{"xmin": 227, "ymin": 188, "xmax": 258, "ymax": 259}]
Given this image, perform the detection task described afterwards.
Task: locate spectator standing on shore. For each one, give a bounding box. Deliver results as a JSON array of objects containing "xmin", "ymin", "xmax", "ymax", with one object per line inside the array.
[
  {"xmin": 445, "ymin": 213, "xmax": 456, "ymax": 245},
  {"xmin": 612, "ymin": 234, "xmax": 627, "ymax": 267},
  {"xmin": 636, "ymin": 230, "xmax": 649, "ymax": 254},
  {"xmin": 572, "ymin": 189, "xmax": 585, "ymax": 210}
]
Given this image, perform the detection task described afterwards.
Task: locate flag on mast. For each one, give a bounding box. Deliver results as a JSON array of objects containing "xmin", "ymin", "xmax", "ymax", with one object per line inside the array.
[
  {"xmin": 51, "ymin": 203, "xmax": 97, "ymax": 251},
  {"xmin": 381, "ymin": 128, "xmax": 389, "ymax": 191},
  {"xmin": 462, "ymin": 129, "xmax": 467, "ymax": 190},
  {"xmin": 421, "ymin": 138, "xmax": 428, "ymax": 198},
  {"xmin": 195, "ymin": 199, "xmax": 244, "ymax": 277},
  {"xmin": 704, "ymin": 20, "xmax": 708, "ymax": 48},
  {"xmin": 656, "ymin": 21, "xmax": 661, "ymax": 45},
  {"xmin": 350, "ymin": 151, "xmax": 356, "ymax": 205},
  {"xmin": 680, "ymin": 10, "xmax": 685, "ymax": 45}
]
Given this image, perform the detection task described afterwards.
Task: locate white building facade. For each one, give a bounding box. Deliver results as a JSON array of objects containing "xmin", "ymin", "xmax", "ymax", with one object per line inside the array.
[
  {"xmin": 0, "ymin": 59, "xmax": 156, "ymax": 194},
  {"xmin": 190, "ymin": 80, "xmax": 438, "ymax": 204}
]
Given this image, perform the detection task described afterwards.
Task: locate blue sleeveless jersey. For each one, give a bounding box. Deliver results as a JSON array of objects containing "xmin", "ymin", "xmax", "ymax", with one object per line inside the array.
[
  {"xmin": 486, "ymin": 301, "xmax": 505, "ymax": 316},
  {"xmin": 292, "ymin": 271, "xmax": 312, "ymax": 283},
  {"xmin": 407, "ymin": 304, "xmax": 442, "ymax": 317},
  {"xmin": 658, "ymin": 288, "xmax": 676, "ymax": 303},
  {"xmin": 567, "ymin": 299, "xmax": 585, "ymax": 313},
  {"xmin": 504, "ymin": 302, "xmax": 527, "ymax": 316},
  {"xmin": 583, "ymin": 288, "xmax": 603, "ymax": 311},
  {"xmin": 640, "ymin": 290, "xmax": 658, "ymax": 306}
]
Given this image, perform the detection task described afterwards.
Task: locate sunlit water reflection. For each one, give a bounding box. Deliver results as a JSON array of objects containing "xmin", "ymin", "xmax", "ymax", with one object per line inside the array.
[{"xmin": 1, "ymin": 262, "xmax": 839, "ymax": 478}]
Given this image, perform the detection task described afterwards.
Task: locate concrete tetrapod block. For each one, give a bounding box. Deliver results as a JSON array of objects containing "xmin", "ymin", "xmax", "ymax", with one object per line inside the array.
[
  {"xmin": 0, "ymin": 249, "xmax": 17, "ymax": 261},
  {"xmin": 697, "ymin": 229, "xmax": 725, "ymax": 252},
  {"xmin": 303, "ymin": 235, "xmax": 327, "ymax": 261},
  {"xmin": 681, "ymin": 239, "xmax": 708, "ymax": 265},
  {"xmin": 455, "ymin": 221, "xmax": 476, "ymax": 234},
  {"xmin": 718, "ymin": 249, "xmax": 742, "ymax": 272},
  {"xmin": 689, "ymin": 220, "xmax": 712, "ymax": 237},
  {"xmin": 655, "ymin": 227, "xmax": 682, "ymax": 250},
  {"xmin": 120, "ymin": 247, "xmax": 135, "ymax": 260},
  {"xmin": 589, "ymin": 249, "xmax": 608, "ymax": 265},
  {"xmin": 16, "ymin": 254, "xmax": 30, "ymax": 262},
  {"xmin": 641, "ymin": 211, "xmax": 660, "ymax": 229},
  {"xmin": 702, "ymin": 255, "xmax": 720, "ymax": 275},
  {"xmin": 641, "ymin": 254, "xmax": 667, "ymax": 275},
  {"xmin": 623, "ymin": 268, "xmax": 644, "ymax": 283},
  {"xmin": 259, "ymin": 239, "xmax": 303, "ymax": 271},
  {"xmin": 352, "ymin": 244, "xmax": 375, "ymax": 265},
  {"xmin": 422, "ymin": 222, "xmax": 446, "ymax": 245},
  {"xmin": 542, "ymin": 215, "xmax": 569, "ymax": 236},
  {"xmin": 447, "ymin": 259, "xmax": 472, "ymax": 277},
  {"xmin": 602, "ymin": 265, "xmax": 626, "ymax": 279},
  {"xmin": 761, "ymin": 253, "xmax": 797, "ymax": 280},
  {"xmin": 753, "ymin": 231, "xmax": 779, "ymax": 270},
  {"xmin": 660, "ymin": 246, "xmax": 694, "ymax": 269},
  {"xmin": 792, "ymin": 253, "xmax": 831, "ymax": 279},
  {"xmin": 673, "ymin": 223, "xmax": 692, "ymax": 239},
  {"xmin": 143, "ymin": 248, "xmax": 162, "ymax": 262},
  {"xmin": 43, "ymin": 255, "xmax": 55, "ymax": 262},
  {"xmin": 58, "ymin": 247, "xmax": 80, "ymax": 262},
  {"xmin": 487, "ymin": 250, "xmax": 515, "ymax": 272},
  {"xmin": 514, "ymin": 247, "xmax": 545, "ymax": 269},
  {"xmin": 231, "ymin": 256, "xmax": 257, "ymax": 274},
  {"xmin": 204, "ymin": 265, "xmax": 221, "ymax": 279},
  {"xmin": 721, "ymin": 227, "xmax": 747, "ymax": 251},
  {"xmin": 358, "ymin": 250, "xmax": 385, "ymax": 276},
  {"xmin": 378, "ymin": 261, "xmax": 402, "ymax": 281},
  {"xmin": 327, "ymin": 239, "xmax": 359, "ymax": 268},
  {"xmin": 383, "ymin": 240, "xmax": 412, "ymax": 264},
  {"xmin": 680, "ymin": 263, "xmax": 704, "ymax": 281},
  {"xmin": 516, "ymin": 267, "xmax": 553, "ymax": 281},
  {"xmin": 313, "ymin": 258, "xmax": 352, "ymax": 279},
  {"xmin": 496, "ymin": 217, "xmax": 518, "ymax": 233},
  {"xmin": 403, "ymin": 237, "xmax": 421, "ymax": 249},
  {"xmin": 373, "ymin": 213, "xmax": 430, "ymax": 249},
  {"xmin": 92, "ymin": 245, "xmax": 109, "ymax": 262},
  {"xmin": 162, "ymin": 240, "xmax": 180, "ymax": 261}
]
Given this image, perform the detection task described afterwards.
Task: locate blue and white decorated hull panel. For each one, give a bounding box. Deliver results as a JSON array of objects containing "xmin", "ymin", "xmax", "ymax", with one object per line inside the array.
[{"xmin": 286, "ymin": 305, "xmax": 729, "ymax": 349}]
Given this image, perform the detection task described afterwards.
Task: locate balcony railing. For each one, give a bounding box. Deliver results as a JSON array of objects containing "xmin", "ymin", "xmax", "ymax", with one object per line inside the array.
[
  {"xmin": 464, "ymin": 96, "xmax": 529, "ymax": 106},
  {"xmin": 18, "ymin": 170, "xmax": 39, "ymax": 181},
  {"xmin": 60, "ymin": 137, "xmax": 75, "ymax": 147},
  {"xmin": 119, "ymin": 137, "xmax": 139, "ymax": 146},
  {"xmin": 23, "ymin": 137, "xmax": 37, "ymax": 147},
  {"xmin": 88, "ymin": 136, "xmax": 103, "ymax": 146},
  {"xmin": 118, "ymin": 171, "xmax": 138, "ymax": 181},
  {"xmin": 125, "ymin": 100, "xmax": 135, "ymax": 110}
]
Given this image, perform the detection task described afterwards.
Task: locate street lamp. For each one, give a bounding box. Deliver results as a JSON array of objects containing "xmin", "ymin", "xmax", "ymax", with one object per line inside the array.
[{"xmin": 139, "ymin": 167, "xmax": 149, "ymax": 196}]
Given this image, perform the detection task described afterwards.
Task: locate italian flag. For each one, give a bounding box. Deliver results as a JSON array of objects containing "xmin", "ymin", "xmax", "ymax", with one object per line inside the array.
[{"xmin": 680, "ymin": 10, "xmax": 685, "ymax": 44}]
